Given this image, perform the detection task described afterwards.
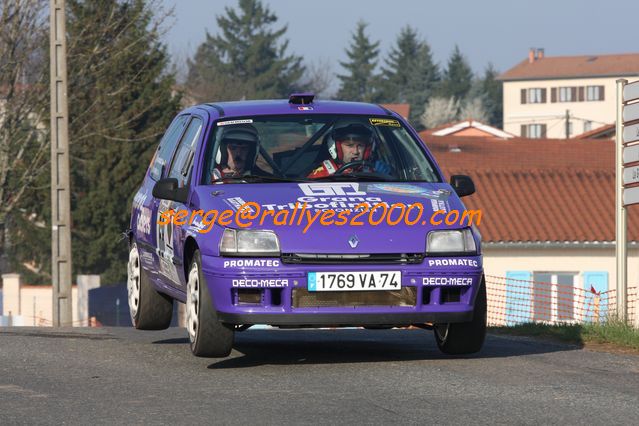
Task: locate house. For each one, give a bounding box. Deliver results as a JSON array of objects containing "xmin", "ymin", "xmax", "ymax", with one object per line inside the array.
[
  {"xmin": 498, "ymin": 49, "xmax": 639, "ymax": 139},
  {"xmin": 422, "ymin": 120, "xmax": 515, "ymax": 139},
  {"xmin": 572, "ymin": 123, "xmax": 615, "ymax": 140},
  {"xmin": 380, "ymin": 103, "xmax": 410, "ymax": 120},
  {"xmin": 421, "ymin": 133, "xmax": 639, "ymax": 325}
]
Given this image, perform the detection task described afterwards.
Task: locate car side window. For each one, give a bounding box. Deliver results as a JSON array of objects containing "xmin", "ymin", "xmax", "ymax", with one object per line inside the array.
[
  {"xmin": 150, "ymin": 115, "xmax": 189, "ymax": 181},
  {"xmin": 167, "ymin": 116, "xmax": 203, "ymax": 188}
]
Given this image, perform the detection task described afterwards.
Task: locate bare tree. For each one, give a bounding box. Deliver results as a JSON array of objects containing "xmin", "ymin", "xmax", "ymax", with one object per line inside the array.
[
  {"xmin": 300, "ymin": 58, "xmax": 334, "ymax": 99},
  {"xmin": 420, "ymin": 96, "xmax": 459, "ymax": 129},
  {"xmin": 459, "ymin": 97, "xmax": 488, "ymax": 122},
  {"xmin": 0, "ymin": 0, "xmax": 49, "ymax": 273}
]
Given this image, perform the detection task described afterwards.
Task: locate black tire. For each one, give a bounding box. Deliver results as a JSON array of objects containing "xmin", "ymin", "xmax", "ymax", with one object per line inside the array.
[
  {"xmin": 186, "ymin": 250, "xmax": 234, "ymax": 357},
  {"xmin": 433, "ymin": 277, "xmax": 487, "ymax": 355},
  {"xmin": 128, "ymin": 241, "xmax": 173, "ymax": 330}
]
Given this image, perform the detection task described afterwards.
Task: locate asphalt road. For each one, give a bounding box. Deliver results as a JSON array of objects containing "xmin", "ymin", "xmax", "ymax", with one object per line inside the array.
[{"xmin": 1, "ymin": 326, "xmax": 638, "ymax": 425}]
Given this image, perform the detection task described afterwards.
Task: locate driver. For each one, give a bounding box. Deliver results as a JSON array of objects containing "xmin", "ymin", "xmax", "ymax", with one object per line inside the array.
[
  {"xmin": 212, "ymin": 124, "xmax": 266, "ymax": 181},
  {"xmin": 308, "ymin": 122, "xmax": 391, "ymax": 178}
]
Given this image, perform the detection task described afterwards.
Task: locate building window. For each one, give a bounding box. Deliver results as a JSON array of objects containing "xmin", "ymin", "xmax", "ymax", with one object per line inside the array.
[
  {"xmin": 587, "ymin": 85, "xmax": 604, "ymax": 101},
  {"xmin": 521, "ymin": 88, "xmax": 546, "ymax": 104},
  {"xmin": 529, "ymin": 88, "xmax": 544, "ymax": 103},
  {"xmin": 558, "ymin": 87, "xmax": 576, "ymax": 102},
  {"xmin": 532, "ymin": 272, "xmax": 576, "ymax": 322},
  {"xmin": 584, "ymin": 121, "xmax": 592, "ymax": 132},
  {"xmin": 521, "ymin": 123, "xmax": 547, "ymax": 138}
]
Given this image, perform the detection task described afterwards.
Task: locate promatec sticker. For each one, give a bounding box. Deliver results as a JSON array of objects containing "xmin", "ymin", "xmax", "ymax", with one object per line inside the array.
[{"xmin": 369, "ymin": 118, "xmax": 400, "ymax": 127}]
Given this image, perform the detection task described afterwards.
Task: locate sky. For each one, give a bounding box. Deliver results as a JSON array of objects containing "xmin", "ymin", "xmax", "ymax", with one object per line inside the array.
[{"xmin": 160, "ymin": 0, "xmax": 639, "ymax": 94}]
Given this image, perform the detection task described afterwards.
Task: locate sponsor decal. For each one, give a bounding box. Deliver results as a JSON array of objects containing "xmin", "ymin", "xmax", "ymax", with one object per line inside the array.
[
  {"xmin": 322, "ymin": 160, "xmax": 336, "ymax": 174},
  {"xmin": 232, "ymin": 278, "xmax": 288, "ymax": 288},
  {"xmin": 224, "ymin": 196, "xmax": 254, "ymax": 212},
  {"xmin": 298, "ymin": 106, "xmax": 313, "ymax": 111},
  {"xmin": 217, "ymin": 119, "xmax": 254, "ymax": 126},
  {"xmin": 366, "ymin": 183, "xmax": 451, "ymax": 200},
  {"xmin": 427, "ymin": 258, "xmax": 479, "ymax": 267},
  {"xmin": 223, "ymin": 259, "xmax": 280, "ymax": 268},
  {"xmin": 369, "ymin": 118, "xmax": 400, "ymax": 127},
  {"xmin": 422, "ymin": 277, "xmax": 473, "ymax": 286},
  {"xmin": 136, "ymin": 207, "xmax": 152, "ymax": 235},
  {"xmin": 132, "ymin": 190, "xmax": 147, "ymax": 209},
  {"xmin": 299, "ymin": 182, "xmax": 365, "ymax": 196},
  {"xmin": 430, "ymin": 199, "xmax": 449, "ymax": 213},
  {"xmin": 133, "ymin": 190, "xmax": 151, "ymax": 235}
]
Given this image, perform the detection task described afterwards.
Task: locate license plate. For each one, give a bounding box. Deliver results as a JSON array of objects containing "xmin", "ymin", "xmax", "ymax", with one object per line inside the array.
[{"xmin": 308, "ymin": 271, "xmax": 402, "ymax": 292}]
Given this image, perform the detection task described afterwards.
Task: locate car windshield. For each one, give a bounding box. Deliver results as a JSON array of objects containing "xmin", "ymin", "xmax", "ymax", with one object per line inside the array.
[{"xmin": 202, "ymin": 114, "xmax": 440, "ymax": 184}]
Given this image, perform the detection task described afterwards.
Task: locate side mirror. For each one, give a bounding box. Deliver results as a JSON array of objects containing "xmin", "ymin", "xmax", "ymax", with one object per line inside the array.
[
  {"xmin": 152, "ymin": 178, "xmax": 188, "ymax": 203},
  {"xmin": 449, "ymin": 175, "xmax": 475, "ymax": 197}
]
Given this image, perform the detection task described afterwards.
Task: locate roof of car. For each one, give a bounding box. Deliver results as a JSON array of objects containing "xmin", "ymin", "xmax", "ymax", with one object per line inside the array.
[{"xmin": 190, "ymin": 99, "xmax": 398, "ymax": 119}]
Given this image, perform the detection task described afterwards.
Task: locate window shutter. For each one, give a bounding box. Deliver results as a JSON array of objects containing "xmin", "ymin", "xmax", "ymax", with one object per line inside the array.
[
  {"xmin": 599, "ymin": 85, "xmax": 605, "ymax": 101},
  {"xmin": 506, "ymin": 271, "xmax": 533, "ymax": 325},
  {"xmin": 551, "ymin": 87, "xmax": 557, "ymax": 102},
  {"xmin": 578, "ymin": 86, "xmax": 585, "ymax": 102},
  {"xmin": 541, "ymin": 88, "xmax": 547, "ymax": 103},
  {"xmin": 520, "ymin": 125, "xmax": 527, "ymax": 137},
  {"xmin": 571, "ymin": 87, "xmax": 577, "ymax": 101},
  {"xmin": 541, "ymin": 124, "xmax": 547, "ymax": 138},
  {"xmin": 583, "ymin": 271, "xmax": 608, "ymax": 321},
  {"xmin": 521, "ymin": 88, "xmax": 527, "ymax": 104}
]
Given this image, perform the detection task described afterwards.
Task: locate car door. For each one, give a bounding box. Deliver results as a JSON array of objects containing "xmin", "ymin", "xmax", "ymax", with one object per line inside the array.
[
  {"xmin": 156, "ymin": 114, "xmax": 205, "ymax": 290},
  {"xmin": 137, "ymin": 114, "xmax": 189, "ymax": 284}
]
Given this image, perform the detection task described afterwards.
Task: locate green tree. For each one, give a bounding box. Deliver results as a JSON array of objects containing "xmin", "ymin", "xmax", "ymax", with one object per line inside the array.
[
  {"xmin": 187, "ymin": 0, "xmax": 303, "ymax": 102},
  {"xmin": 380, "ymin": 26, "xmax": 440, "ymax": 128},
  {"xmin": 336, "ymin": 21, "xmax": 381, "ymax": 102},
  {"xmin": 439, "ymin": 45, "xmax": 474, "ymax": 103},
  {"xmin": 64, "ymin": 0, "xmax": 181, "ymax": 284},
  {"xmin": 0, "ymin": 0, "xmax": 50, "ymax": 280},
  {"xmin": 480, "ymin": 63, "xmax": 503, "ymax": 128}
]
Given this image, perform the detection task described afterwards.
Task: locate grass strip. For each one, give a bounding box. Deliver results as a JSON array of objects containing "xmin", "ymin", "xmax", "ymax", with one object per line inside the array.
[{"xmin": 490, "ymin": 320, "xmax": 639, "ymax": 350}]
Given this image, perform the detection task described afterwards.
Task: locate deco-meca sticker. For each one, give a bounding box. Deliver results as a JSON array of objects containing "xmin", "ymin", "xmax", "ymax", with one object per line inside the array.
[
  {"xmin": 369, "ymin": 118, "xmax": 400, "ymax": 127},
  {"xmin": 422, "ymin": 277, "xmax": 474, "ymax": 286}
]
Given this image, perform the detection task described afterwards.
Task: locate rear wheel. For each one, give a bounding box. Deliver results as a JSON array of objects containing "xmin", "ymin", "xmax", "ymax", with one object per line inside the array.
[
  {"xmin": 186, "ymin": 250, "xmax": 234, "ymax": 357},
  {"xmin": 127, "ymin": 241, "xmax": 173, "ymax": 330},
  {"xmin": 433, "ymin": 277, "xmax": 487, "ymax": 355}
]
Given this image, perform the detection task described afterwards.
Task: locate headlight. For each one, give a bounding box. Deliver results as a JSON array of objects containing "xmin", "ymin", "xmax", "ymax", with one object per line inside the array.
[
  {"xmin": 220, "ymin": 229, "xmax": 280, "ymax": 256},
  {"xmin": 426, "ymin": 229, "xmax": 477, "ymax": 254}
]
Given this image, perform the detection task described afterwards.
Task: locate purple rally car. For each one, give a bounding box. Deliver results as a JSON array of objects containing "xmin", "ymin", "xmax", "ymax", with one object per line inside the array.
[{"xmin": 127, "ymin": 93, "xmax": 486, "ymax": 357}]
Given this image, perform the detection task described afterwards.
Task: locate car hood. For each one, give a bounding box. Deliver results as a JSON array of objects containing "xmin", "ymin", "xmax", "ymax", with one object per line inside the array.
[{"xmin": 193, "ymin": 181, "xmax": 473, "ymax": 254}]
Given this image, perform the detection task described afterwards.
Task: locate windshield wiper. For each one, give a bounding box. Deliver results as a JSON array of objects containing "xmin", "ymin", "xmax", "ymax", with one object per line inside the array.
[
  {"xmin": 223, "ymin": 174, "xmax": 309, "ymax": 183},
  {"xmin": 310, "ymin": 172, "xmax": 394, "ymax": 182}
]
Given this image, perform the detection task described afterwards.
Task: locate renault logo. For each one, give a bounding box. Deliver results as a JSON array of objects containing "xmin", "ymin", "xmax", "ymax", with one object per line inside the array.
[{"xmin": 348, "ymin": 235, "xmax": 359, "ymax": 248}]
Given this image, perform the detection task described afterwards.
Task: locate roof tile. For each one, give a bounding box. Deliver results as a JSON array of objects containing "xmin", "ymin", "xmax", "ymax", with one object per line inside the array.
[
  {"xmin": 498, "ymin": 53, "xmax": 639, "ymax": 81},
  {"xmin": 422, "ymin": 134, "xmax": 639, "ymax": 242}
]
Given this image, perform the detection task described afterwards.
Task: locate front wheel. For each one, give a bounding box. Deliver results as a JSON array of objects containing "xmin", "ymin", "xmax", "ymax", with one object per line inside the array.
[
  {"xmin": 433, "ymin": 277, "xmax": 487, "ymax": 355},
  {"xmin": 186, "ymin": 250, "xmax": 234, "ymax": 357}
]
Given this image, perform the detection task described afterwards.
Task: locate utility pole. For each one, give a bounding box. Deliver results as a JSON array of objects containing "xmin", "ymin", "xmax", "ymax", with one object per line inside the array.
[
  {"xmin": 50, "ymin": 0, "xmax": 73, "ymax": 327},
  {"xmin": 565, "ymin": 109, "xmax": 570, "ymax": 139},
  {"xmin": 616, "ymin": 79, "xmax": 628, "ymax": 322}
]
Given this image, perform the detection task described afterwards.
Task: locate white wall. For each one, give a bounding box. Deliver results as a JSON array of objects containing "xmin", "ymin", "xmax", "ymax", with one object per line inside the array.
[
  {"xmin": 503, "ymin": 76, "xmax": 639, "ymax": 138},
  {"xmin": 483, "ymin": 246, "xmax": 639, "ymax": 326}
]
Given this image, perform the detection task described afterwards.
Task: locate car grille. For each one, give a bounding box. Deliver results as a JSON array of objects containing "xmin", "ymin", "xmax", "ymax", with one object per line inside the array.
[
  {"xmin": 292, "ymin": 287, "xmax": 417, "ymax": 308},
  {"xmin": 281, "ymin": 253, "xmax": 424, "ymax": 265}
]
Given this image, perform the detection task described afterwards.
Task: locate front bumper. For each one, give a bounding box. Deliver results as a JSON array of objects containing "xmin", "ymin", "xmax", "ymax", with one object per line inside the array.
[{"xmin": 201, "ymin": 254, "xmax": 483, "ymax": 327}]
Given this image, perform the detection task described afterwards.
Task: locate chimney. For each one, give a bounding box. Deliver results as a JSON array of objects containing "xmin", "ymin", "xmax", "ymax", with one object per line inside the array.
[
  {"xmin": 537, "ymin": 48, "xmax": 544, "ymax": 59},
  {"xmin": 528, "ymin": 48, "xmax": 535, "ymax": 63}
]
